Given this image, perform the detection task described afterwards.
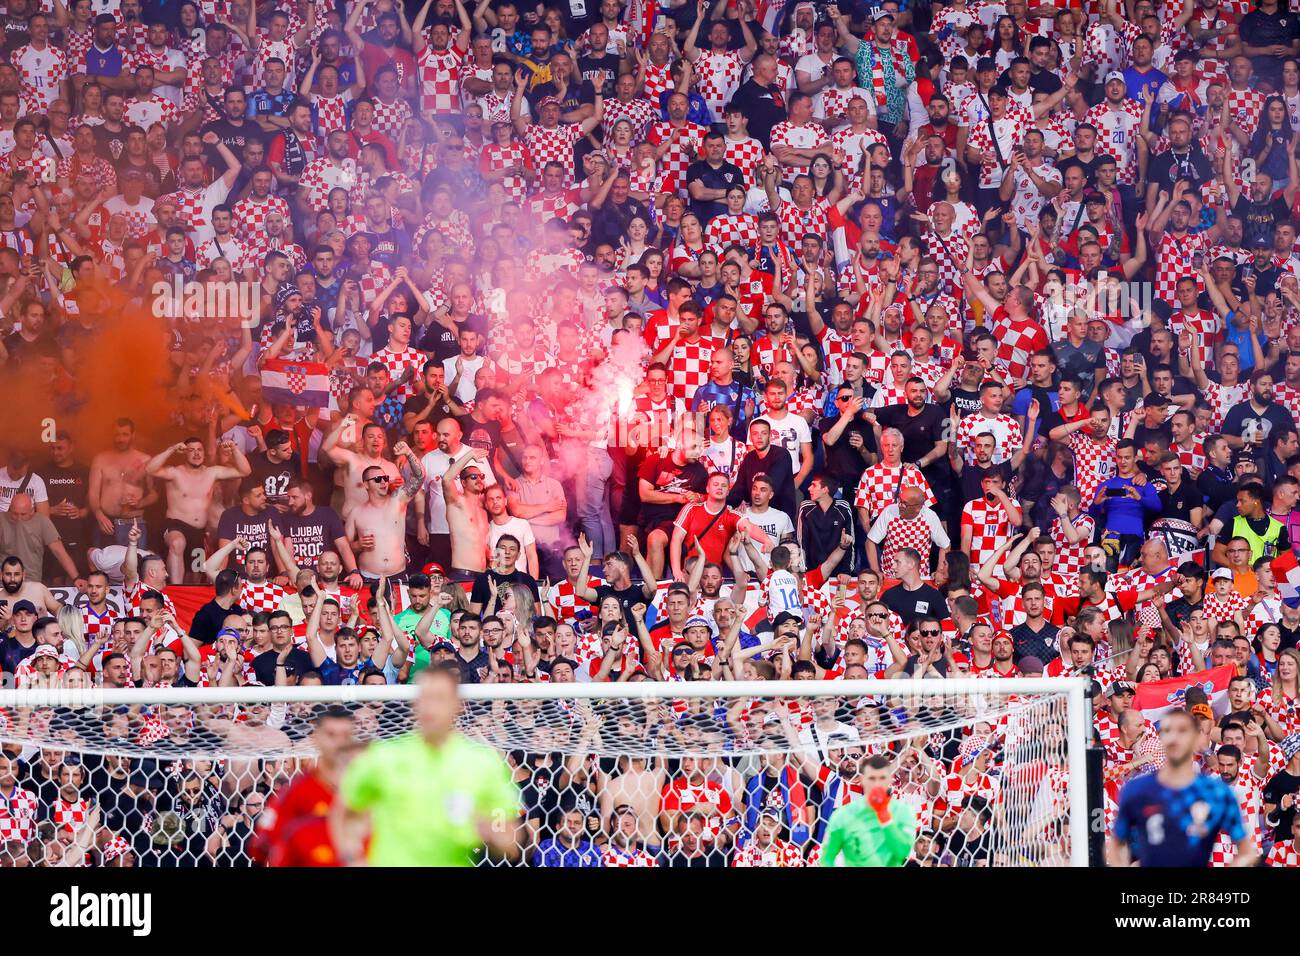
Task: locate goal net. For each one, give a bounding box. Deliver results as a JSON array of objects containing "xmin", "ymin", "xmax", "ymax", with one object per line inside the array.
[{"xmin": 0, "ymin": 679, "xmax": 1089, "ymax": 868}]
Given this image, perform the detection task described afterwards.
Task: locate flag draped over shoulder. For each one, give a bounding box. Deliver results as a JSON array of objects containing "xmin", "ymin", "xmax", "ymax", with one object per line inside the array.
[{"xmin": 259, "ymin": 359, "xmax": 332, "ymax": 408}]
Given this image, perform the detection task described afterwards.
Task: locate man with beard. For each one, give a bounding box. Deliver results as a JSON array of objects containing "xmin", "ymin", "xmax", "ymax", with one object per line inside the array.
[
  {"xmin": 146, "ymin": 436, "xmax": 252, "ymax": 584},
  {"xmin": 875, "ymin": 377, "xmax": 951, "ymax": 504},
  {"xmin": 0, "ymin": 556, "xmax": 61, "ymax": 617},
  {"xmin": 272, "ymin": 478, "xmax": 358, "ymax": 584},
  {"xmin": 41, "ymin": 433, "xmax": 90, "ymax": 581},
  {"xmin": 1221, "ymin": 370, "xmax": 1296, "ymax": 455}
]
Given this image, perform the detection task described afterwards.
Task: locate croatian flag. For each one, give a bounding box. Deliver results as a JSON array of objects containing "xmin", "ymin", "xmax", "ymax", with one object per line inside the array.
[
  {"xmin": 827, "ymin": 204, "xmax": 852, "ymax": 275},
  {"xmin": 756, "ymin": 0, "xmax": 786, "ymax": 35},
  {"xmin": 1271, "ymin": 549, "xmax": 1300, "ymax": 602},
  {"xmin": 260, "ymin": 358, "xmax": 331, "ymax": 408},
  {"xmin": 1133, "ymin": 665, "xmax": 1234, "ymax": 726}
]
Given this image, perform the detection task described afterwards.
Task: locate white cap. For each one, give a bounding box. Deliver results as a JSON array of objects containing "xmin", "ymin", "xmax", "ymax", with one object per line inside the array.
[{"xmin": 1210, "ymin": 568, "xmax": 1233, "ymax": 581}]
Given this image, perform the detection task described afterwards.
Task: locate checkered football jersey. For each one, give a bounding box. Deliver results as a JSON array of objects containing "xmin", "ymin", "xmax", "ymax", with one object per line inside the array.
[
  {"xmin": 667, "ymin": 334, "xmax": 726, "ymax": 405},
  {"xmin": 481, "ymin": 142, "xmax": 532, "ymax": 203},
  {"xmin": 965, "ymin": 107, "xmax": 1032, "ymax": 189},
  {"xmin": 769, "ymin": 120, "xmax": 830, "ymax": 177},
  {"xmin": 602, "ymin": 96, "xmax": 657, "ymax": 144},
  {"xmin": 1256, "ymin": 686, "xmax": 1300, "ymax": 739},
  {"xmin": 721, "ymin": 136, "xmax": 766, "ymax": 186},
  {"xmin": 831, "ymin": 126, "xmax": 888, "ymax": 188},
  {"xmin": 1155, "ymin": 231, "xmax": 1210, "ymax": 306},
  {"xmin": 647, "ymin": 121, "xmax": 707, "ymax": 196},
  {"xmin": 546, "ymin": 577, "xmax": 600, "ymax": 625},
  {"xmin": 371, "ymin": 97, "xmax": 414, "ymax": 141},
  {"xmin": 601, "ymin": 845, "xmax": 658, "ymax": 867},
  {"xmin": 989, "ymin": 312, "xmax": 1049, "ymax": 383},
  {"xmin": 693, "ymin": 49, "xmax": 747, "ymax": 122},
  {"xmin": 1050, "ymin": 513, "xmax": 1096, "ymax": 579},
  {"xmin": 1225, "ymin": 86, "xmax": 1265, "ymax": 136},
  {"xmin": 955, "ymin": 413, "xmax": 1023, "ymax": 465},
  {"xmin": 373, "ymin": 344, "xmax": 427, "ymax": 399},
  {"xmin": 196, "ymin": 234, "xmax": 252, "ymax": 272},
  {"xmin": 853, "ymin": 462, "xmax": 935, "ymax": 522},
  {"xmin": 525, "ymin": 122, "xmax": 584, "ymax": 185},
  {"xmin": 418, "ymin": 45, "xmax": 466, "ymax": 115},
  {"xmin": 1069, "ymin": 431, "xmax": 1118, "ymax": 505},
  {"xmin": 874, "ymin": 512, "xmax": 941, "ymax": 578},
  {"xmin": 705, "ymin": 212, "xmax": 760, "ymax": 251},
  {"xmin": 778, "ymin": 197, "xmax": 831, "ymax": 248},
  {"xmin": 12, "ymin": 43, "xmax": 67, "ymax": 112},
  {"xmin": 921, "ymin": 230, "xmax": 970, "ymax": 297},
  {"xmin": 311, "ymin": 91, "xmax": 352, "ymax": 136},
  {"xmin": 1084, "ymin": 100, "xmax": 1145, "ymax": 185},
  {"xmin": 1267, "ymin": 840, "xmax": 1300, "ymax": 867},
  {"xmin": 0, "ymin": 786, "xmax": 38, "ymax": 842},
  {"xmin": 237, "ymin": 579, "xmax": 293, "ymax": 614},
  {"xmin": 1201, "ymin": 380, "xmax": 1251, "ymax": 432},
  {"xmin": 641, "ymin": 60, "xmax": 675, "ymax": 106},
  {"xmin": 732, "ymin": 839, "xmax": 805, "ymax": 867},
  {"xmin": 961, "ymin": 497, "xmax": 1018, "ymax": 571},
  {"xmin": 232, "ymin": 194, "xmax": 292, "ymax": 243}
]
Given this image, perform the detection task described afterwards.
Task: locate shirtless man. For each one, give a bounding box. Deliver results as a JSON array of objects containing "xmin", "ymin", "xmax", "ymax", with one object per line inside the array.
[
  {"xmin": 347, "ymin": 441, "xmax": 425, "ymax": 583},
  {"xmin": 599, "ymin": 755, "xmax": 667, "ymax": 848},
  {"xmin": 88, "ymin": 418, "xmax": 157, "ymax": 547},
  {"xmin": 443, "ymin": 447, "xmax": 491, "ymax": 577},
  {"xmin": 146, "ymin": 437, "xmax": 252, "ymax": 583},
  {"xmin": 0, "ymin": 554, "xmax": 63, "ymax": 616},
  {"xmin": 321, "ymin": 417, "xmax": 400, "ymax": 518}
]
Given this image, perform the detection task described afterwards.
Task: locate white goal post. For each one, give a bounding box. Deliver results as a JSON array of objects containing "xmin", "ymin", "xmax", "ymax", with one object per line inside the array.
[{"xmin": 0, "ymin": 678, "xmax": 1090, "ymax": 867}]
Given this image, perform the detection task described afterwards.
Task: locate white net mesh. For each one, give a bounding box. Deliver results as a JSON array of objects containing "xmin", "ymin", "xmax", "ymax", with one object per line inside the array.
[{"xmin": 0, "ymin": 680, "xmax": 1086, "ymax": 868}]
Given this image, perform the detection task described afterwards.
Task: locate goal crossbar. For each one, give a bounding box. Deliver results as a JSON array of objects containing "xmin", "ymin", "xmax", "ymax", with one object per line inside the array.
[{"xmin": 0, "ymin": 678, "xmax": 1091, "ymax": 867}]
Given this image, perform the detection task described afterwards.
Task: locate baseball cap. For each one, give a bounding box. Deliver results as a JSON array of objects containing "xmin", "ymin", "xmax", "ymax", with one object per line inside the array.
[
  {"xmin": 537, "ymin": 96, "xmax": 561, "ymax": 109},
  {"xmin": 1104, "ymin": 70, "xmax": 1126, "ymax": 85},
  {"xmin": 422, "ymin": 562, "xmax": 448, "ymax": 577},
  {"xmin": 872, "ymin": 8, "xmax": 895, "ymax": 22},
  {"xmin": 683, "ymin": 616, "xmax": 711, "ymax": 632},
  {"xmin": 1252, "ymin": 235, "xmax": 1273, "ymax": 248},
  {"xmin": 1106, "ymin": 681, "xmax": 1136, "ymax": 697},
  {"xmin": 430, "ymin": 641, "xmax": 456, "ymax": 653},
  {"xmin": 771, "ymin": 611, "xmax": 802, "ymax": 631},
  {"xmin": 1210, "ymin": 568, "xmax": 1234, "ymax": 581},
  {"xmin": 11, "ymin": 600, "xmax": 36, "ymax": 615},
  {"xmin": 1282, "ymin": 732, "xmax": 1300, "ymax": 760},
  {"xmin": 1017, "ymin": 656, "xmax": 1044, "ymax": 674}
]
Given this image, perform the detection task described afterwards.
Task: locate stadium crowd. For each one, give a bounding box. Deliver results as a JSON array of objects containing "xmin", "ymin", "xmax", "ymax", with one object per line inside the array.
[{"xmin": 0, "ymin": 0, "xmax": 1298, "ymax": 868}]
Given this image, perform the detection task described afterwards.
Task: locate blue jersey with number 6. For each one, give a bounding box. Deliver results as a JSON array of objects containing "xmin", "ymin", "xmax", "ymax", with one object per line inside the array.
[{"xmin": 1113, "ymin": 773, "xmax": 1245, "ymax": 867}]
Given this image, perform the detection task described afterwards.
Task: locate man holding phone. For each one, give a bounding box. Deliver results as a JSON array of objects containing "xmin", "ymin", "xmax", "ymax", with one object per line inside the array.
[{"xmin": 1089, "ymin": 440, "xmax": 1161, "ymax": 566}]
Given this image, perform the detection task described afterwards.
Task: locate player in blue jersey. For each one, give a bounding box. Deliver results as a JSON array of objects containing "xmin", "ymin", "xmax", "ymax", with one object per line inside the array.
[{"xmin": 1108, "ymin": 708, "xmax": 1257, "ymax": 867}]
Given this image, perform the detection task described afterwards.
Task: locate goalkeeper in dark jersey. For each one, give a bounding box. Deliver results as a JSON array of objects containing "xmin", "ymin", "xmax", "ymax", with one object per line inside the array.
[
  {"xmin": 1109, "ymin": 708, "xmax": 1256, "ymax": 867},
  {"xmin": 819, "ymin": 754, "xmax": 917, "ymax": 867}
]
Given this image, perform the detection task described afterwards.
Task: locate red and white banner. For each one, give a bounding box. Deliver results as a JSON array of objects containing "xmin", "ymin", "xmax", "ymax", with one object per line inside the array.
[{"xmin": 1132, "ymin": 664, "xmax": 1234, "ymax": 725}]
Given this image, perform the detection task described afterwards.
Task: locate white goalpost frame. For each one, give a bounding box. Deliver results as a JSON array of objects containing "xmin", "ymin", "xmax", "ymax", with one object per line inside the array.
[{"xmin": 0, "ymin": 677, "xmax": 1092, "ymax": 867}]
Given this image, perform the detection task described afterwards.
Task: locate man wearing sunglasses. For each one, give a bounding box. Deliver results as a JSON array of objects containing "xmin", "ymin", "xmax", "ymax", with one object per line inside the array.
[{"xmin": 346, "ymin": 441, "xmax": 425, "ymax": 587}]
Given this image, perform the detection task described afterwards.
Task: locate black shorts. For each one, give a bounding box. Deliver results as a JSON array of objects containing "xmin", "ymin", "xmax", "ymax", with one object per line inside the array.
[
  {"xmin": 640, "ymin": 517, "xmax": 676, "ymax": 540},
  {"xmin": 161, "ymin": 519, "xmax": 207, "ymax": 559}
]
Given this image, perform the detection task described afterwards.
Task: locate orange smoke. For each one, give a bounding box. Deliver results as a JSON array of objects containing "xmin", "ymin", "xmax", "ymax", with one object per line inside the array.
[{"xmin": 7, "ymin": 292, "xmax": 178, "ymax": 457}]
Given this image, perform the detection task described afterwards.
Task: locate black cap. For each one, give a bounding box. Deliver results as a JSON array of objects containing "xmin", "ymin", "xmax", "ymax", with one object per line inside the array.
[{"xmin": 11, "ymin": 600, "xmax": 37, "ymax": 616}]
